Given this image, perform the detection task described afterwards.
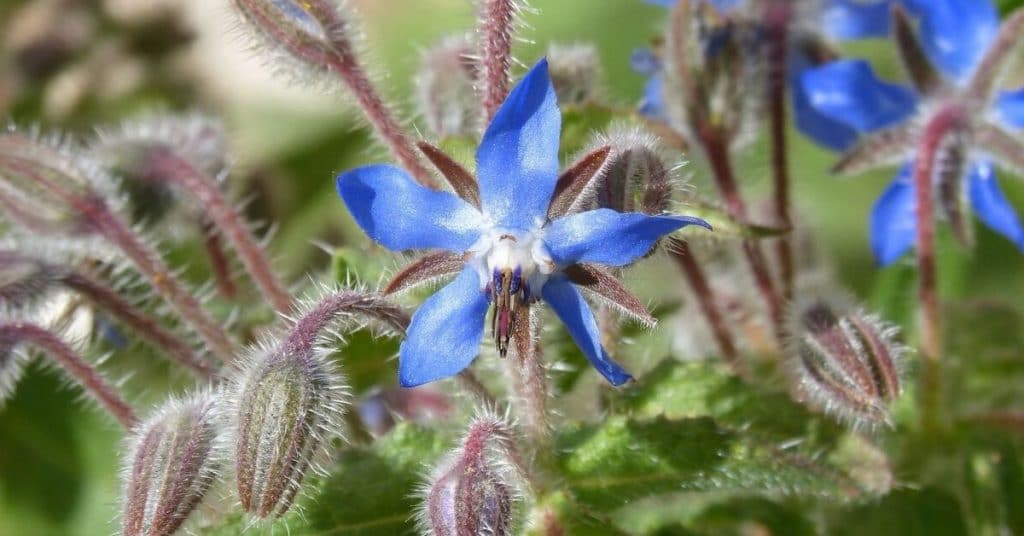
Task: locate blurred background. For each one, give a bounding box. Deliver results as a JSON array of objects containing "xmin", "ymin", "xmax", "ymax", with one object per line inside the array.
[{"xmin": 2, "ymin": 0, "xmax": 1024, "ymax": 534}]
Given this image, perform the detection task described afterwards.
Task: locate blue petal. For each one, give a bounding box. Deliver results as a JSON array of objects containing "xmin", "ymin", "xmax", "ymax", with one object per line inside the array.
[
  {"xmin": 789, "ymin": 51, "xmax": 859, "ymax": 151},
  {"xmin": 398, "ymin": 266, "xmax": 489, "ymax": 387},
  {"xmin": 541, "ymin": 277, "xmax": 633, "ymax": 386},
  {"xmin": 476, "ymin": 59, "xmax": 561, "ymax": 230},
  {"xmin": 870, "ymin": 164, "xmax": 917, "ymax": 266},
  {"xmin": 996, "ymin": 87, "xmax": 1024, "ymax": 130},
  {"xmin": 821, "ymin": 0, "xmax": 894, "ymax": 40},
  {"xmin": 799, "ymin": 60, "xmax": 918, "ymax": 135},
  {"xmin": 901, "ymin": 0, "xmax": 998, "ymax": 82},
  {"xmin": 638, "ymin": 74, "xmax": 668, "ymax": 121},
  {"xmin": 337, "ymin": 165, "xmax": 483, "ymax": 252},
  {"xmin": 545, "ymin": 209, "xmax": 710, "ymax": 267},
  {"xmin": 630, "ymin": 48, "xmax": 660, "ymax": 76},
  {"xmin": 968, "ymin": 160, "xmax": 1024, "ymax": 251}
]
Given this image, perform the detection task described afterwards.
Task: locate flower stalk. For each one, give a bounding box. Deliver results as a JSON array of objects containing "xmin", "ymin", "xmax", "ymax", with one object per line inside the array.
[
  {"xmin": 479, "ymin": 0, "xmax": 518, "ymax": 121},
  {"xmin": 765, "ymin": 0, "xmax": 795, "ymax": 301}
]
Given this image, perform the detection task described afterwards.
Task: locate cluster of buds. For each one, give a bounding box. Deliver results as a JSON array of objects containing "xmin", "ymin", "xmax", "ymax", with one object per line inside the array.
[{"xmin": 784, "ymin": 295, "xmax": 905, "ymax": 428}]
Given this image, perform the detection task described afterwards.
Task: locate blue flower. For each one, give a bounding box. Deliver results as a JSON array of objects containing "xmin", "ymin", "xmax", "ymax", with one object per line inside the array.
[
  {"xmin": 635, "ymin": 0, "xmax": 895, "ymax": 150},
  {"xmin": 799, "ymin": 0, "xmax": 1024, "ymax": 265},
  {"xmin": 337, "ymin": 60, "xmax": 710, "ymax": 388}
]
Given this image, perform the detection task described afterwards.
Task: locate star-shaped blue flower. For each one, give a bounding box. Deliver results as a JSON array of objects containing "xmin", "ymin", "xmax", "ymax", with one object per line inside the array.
[
  {"xmin": 337, "ymin": 60, "xmax": 709, "ymax": 388},
  {"xmin": 799, "ymin": 0, "xmax": 1024, "ymax": 265},
  {"xmin": 635, "ymin": 0, "xmax": 896, "ymax": 150}
]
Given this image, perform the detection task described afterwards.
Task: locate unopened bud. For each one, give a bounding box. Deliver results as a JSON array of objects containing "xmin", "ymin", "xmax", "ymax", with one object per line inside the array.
[
  {"xmin": 785, "ymin": 296, "xmax": 904, "ymax": 428},
  {"xmin": 415, "ymin": 35, "xmax": 478, "ymax": 138},
  {"xmin": 230, "ymin": 0, "xmax": 357, "ymax": 85},
  {"xmin": 94, "ymin": 114, "xmax": 229, "ymax": 184},
  {"xmin": 661, "ymin": 0, "xmax": 763, "ymax": 148},
  {"xmin": 592, "ymin": 125, "xmax": 674, "ymax": 215},
  {"xmin": 230, "ymin": 290, "xmax": 408, "ymax": 517},
  {"xmin": 121, "ymin": 392, "xmax": 222, "ymax": 536},
  {"xmin": 0, "ymin": 132, "xmax": 120, "ymax": 235},
  {"xmin": 423, "ymin": 418, "xmax": 515, "ymax": 536},
  {"xmin": 0, "ymin": 250, "xmax": 61, "ymax": 313},
  {"xmin": 546, "ymin": 43, "xmax": 603, "ymax": 106}
]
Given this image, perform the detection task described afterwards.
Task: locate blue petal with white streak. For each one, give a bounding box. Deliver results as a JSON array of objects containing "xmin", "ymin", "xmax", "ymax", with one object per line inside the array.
[
  {"xmin": 337, "ymin": 164, "xmax": 484, "ymax": 252},
  {"xmin": 870, "ymin": 164, "xmax": 917, "ymax": 266},
  {"xmin": 901, "ymin": 0, "xmax": 999, "ymax": 83},
  {"xmin": 398, "ymin": 267, "xmax": 489, "ymax": 387},
  {"xmin": 822, "ymin": 0, "xmax": 894, "ymax": 40},
  {"xmin": 545, "ymin": 209, "xmax": 710, "ymax": 267},
  {"xmin": 969, "ymin": 161, "xmax": 1024, "ymax": 251},
  {"xmin": 800, "ymin": 60, "xmax": 918, "ymax": 135},
  {"xmin": 542, "ymin": 277, "xmax": 633, "ymax": 386},
  {"xmin": 476, "ymin": 59, "xmax": 561, "ymax": 230},
  {"xmin": 789, "ymin": 50, "xmax": 859, "ymax": 151},
  {"xmin": 996, "ymin": 88, "xmax": 1024, "ymax": 130}
]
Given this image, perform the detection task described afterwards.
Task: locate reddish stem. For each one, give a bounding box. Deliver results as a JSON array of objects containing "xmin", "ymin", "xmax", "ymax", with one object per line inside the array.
[
  {"xmin": 327, "ymin": 53, "xmax": 437, "ymax": 189},
  {"xmin": 766, "ymin": 0, "xmax": 795, "ymax": 301},
  {"xmin": 200, "ymin": 217, "xmax": 239, "ymax": 300},
  {"xmin": 509, "ymin": 306, "xmax": 550, "ymax": 445},
  {"xmin": 696, "ymin": 123, "xmax": 785, "ymax": 341},
  {"xmin": 668, "ymin": 239, "xmax": 742, "ymax": 371},
  {"xmin": 1, "ymin": 322, "xmax": 137, "ymax": 428},
  {"xmin": 479, "ymin": 0, "xmax": 516, "ymax": 121},
  {"xmin": 151, "ymin": 151, "xmax": 293, "ymax": 313},
  {"xmin": 914, "ymin": 105, "xmax": 964, "ymax": 425},
  {"xmin": 61, "ymin": 272, "xmax": 216, "ymax": 378}
]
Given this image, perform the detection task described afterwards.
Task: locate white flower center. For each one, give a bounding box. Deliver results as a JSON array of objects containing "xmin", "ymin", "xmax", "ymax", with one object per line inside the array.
[{"xmin": 467, "ymin": 227, "xmax": 555, "ymax": 356}]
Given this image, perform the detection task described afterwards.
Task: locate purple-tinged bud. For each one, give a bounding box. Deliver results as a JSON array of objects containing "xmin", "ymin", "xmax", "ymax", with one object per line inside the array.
[
  {"xmin": 784, "ymin": 296, "xmax": 905, "ymax": 428},
  {"xmin": 546, "ymin": 43, "xmax": 603, "ymax": 107},
  {"xmin": 230, "ymin": 0, "xmax": 356, "ymax": 86},
  {"xmin": 415, "ymin": 35, "xmax": 479, "ymax": 138},
  {"xmin": 421, "ymin": 416, "xmax": 517, "ymax": 536},
  {"xmin": 591, "ymin": 126, "xmax": 676, "ymax": 215},
  {"xmin": 0, "ymin": 249, "xmax": 62, "ymax": 313},
  {"xmin": 661, "ymin": 0, "xmax": 764, "ymax": 149},
  {"xmin": 229, "ymin": 290, "xmax": 407, "ymax": 517},
  {"xmin": 121, "ymin": 392, "xmax": 222, "ymax": 536}
]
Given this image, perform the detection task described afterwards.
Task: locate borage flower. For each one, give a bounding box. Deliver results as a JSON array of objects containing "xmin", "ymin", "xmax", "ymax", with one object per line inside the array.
[
  {"xmin": 799, "ymin": 1, "xmax": 1024, "ymax": 264},
  {"xmin": 634, "ymin": 0, "xmax": 895, "ymax": 150},
  {"xmin": 337, "ymin": 60, "xmax": 709, "ymax": 387}
]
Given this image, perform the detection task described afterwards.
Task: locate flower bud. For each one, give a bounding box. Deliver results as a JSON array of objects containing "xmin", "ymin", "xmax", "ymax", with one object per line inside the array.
[
  {"xmin": 121, "ymin": 392, "xmax": 221, "ymax": 536},
  {"xmin": 546, "ymin": 43, "xmax": 603, "ymax": 106},
  {"xmin": 660, "ymin": 0, "xmax": 764, "ymax": 148},
  {"xmin": 422, "ymin": 417, "xmax": 515, "ymax": 536},
  {"xmin": 0, "ymin": 249, "xmax": 61, "ymax": 313},
  {"xmin": 591, "ymin": 125, "xmax": 675, "ymax": 215},
  {"xmin": 784, "ymin": 296, "xmax": 904, "ymax": 428},
  {"xmin": 414, "ymin": 35, "xmax": 478, "ymax": 138}
]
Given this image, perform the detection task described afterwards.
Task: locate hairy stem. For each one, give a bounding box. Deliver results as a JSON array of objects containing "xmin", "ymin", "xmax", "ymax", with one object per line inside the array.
[
  {"xmin": 61, "ymin": 272, "xmax": 216, "ymax": 379},
  {"xmin": 668, "ymin": 239, "xmax": 742, "ymax": 371},
  {"xmin": 914, "ymin": 105, "xmax": 964, "ymax": 429},
  {"xmin": 88, "ymin": 207, "xmax": 238, "ymax": 363},
  {"xmin": 1, "ymin": 322, "xmax": 137, "ymax": 428},
  {"xmin": 766, "ymin": 0, "xmax": 795, "ymax": 302},
  {"xmin": 326, "ymin": 53, "xmax": 436, "ymax": 188},
  {"xmin": 200, "ymin": 216, "xmax": 239, "ymax": 300},
  {"xmin": 479, "ymin": 0, "xmax": 517, "ymax": 121},
  {"xmin": 509, "ymin": 306, "xmax": 550, "ymax": 446},
  {"xmin": 150, "ymin": 150, "xmax": 293, "ymax": 313},
  {"xmin": 696, "ymin": 123, "xmax": 785, "ymax": 342}
]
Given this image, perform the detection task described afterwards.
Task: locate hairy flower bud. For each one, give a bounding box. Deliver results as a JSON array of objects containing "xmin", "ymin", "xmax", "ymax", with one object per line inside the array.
[
  {"xmin": 229, "ymin": 290, "xmax": 405, "ymax": 517},
  {"xmin": 415, "ymin": 35, "xmax": 478, "ymax": 138},
  {"xmin": 0, "ymin": 249, "xmax": 62, "ymax": 313},
  {"xmin": 784, "ymin": 296, "xmax": 905, "ymax": 428},
  {"xmin": 661, "ymin": 0, "xmax": 763, "ymax": 148},
  {"xmin": 592, "ymin": 125, "xmax": 675, "ymax": 215},
  {"xmin": 421, "ymin": 417, "xmax": 516, "ymax": 536},
  {"xmin": 121, "ymin": 392, "xmax": 221, "ymax": 536},
  {"xmin": 546, "ymin": 43, "xmax": 603, "ymax": 106}
]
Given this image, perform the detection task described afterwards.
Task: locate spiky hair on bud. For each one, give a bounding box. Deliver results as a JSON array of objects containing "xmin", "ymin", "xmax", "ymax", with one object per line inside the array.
[
  {"xmin": 783, "ymin": 293, "xmax": 907, "ymax": 430},
  {"xmin": 415, "ymin": 410, "xmax": 522, "ymax": 536},
  {"xmin": 229, "ymin": 0, "xmax": 360, "ymax": 91},
  {"xmin": 120, "ymin": 390, "xmax": 223, "ymax": 536},
  {"xmin": 415, "ymin": 35, "xmax": 479, "ymax": 138},
  {"xmin": 225, "ymin": 286, "xmax": 408, "ymax": 518},
  {"xmin": 545, "ymin": 43, "xmax": 603, "ymax": 106},
  {"xmin": 92, "ymin": 113, "xmax": 231, "ymax": 182},
  {"xmin": 586, "ymin": 124, "xmax": 687, "ymax": 216}
]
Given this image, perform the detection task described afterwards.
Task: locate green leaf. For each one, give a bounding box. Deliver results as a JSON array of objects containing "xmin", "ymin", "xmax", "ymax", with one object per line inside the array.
[
  {"xmin": 608, "ymin": 360, "xmax": 831, "ymax": 443},
  {"xmin": 946, "ymin": 300, "xmax": 1024, "ymax": 411},
  {"xmin": 557, "ymin": 415, "xmax": 850, "ymax": 511},
  {"xmin": 829, "ymin": 487, "xmax": 968, "ymax": 536},
  {"xmin": 304, "ymin": 422, "xmax": 451, "ymax": 535},
  {"xmin": 683, "ymin": 202, "xmax": 788, "ymax": 240}
]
